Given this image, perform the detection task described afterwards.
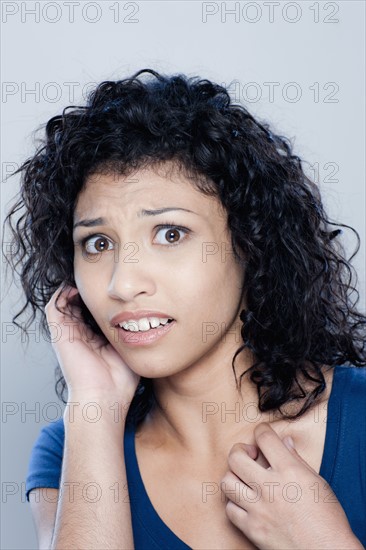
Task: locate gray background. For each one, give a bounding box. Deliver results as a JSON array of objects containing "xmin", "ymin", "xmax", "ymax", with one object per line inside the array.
[{"xmin": 1, "ymin": 1, "xmax": 365, "ymax": 548}]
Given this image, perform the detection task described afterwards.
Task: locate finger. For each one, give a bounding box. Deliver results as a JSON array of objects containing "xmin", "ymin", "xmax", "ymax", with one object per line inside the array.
[
  {"xmin": 46, "ymin": 285, "xmax": 81, "ymax": 323},
  {"xmin": 252, "ymin": 445, "xmax": 271, "ymax": 469},
  {"xmin": 45, "ymin": 284, "xmax": 73, "ymax": 312},
  {"xmin": 235, "ymin": 442, "xmax": 271, "ymax": 469},
  {"xmin": 253, "ymin": 422, "xmax": 297, "ymax": 471},
  {"xmin": 55, "ymin": 285, "xmax": 80, "ymax": 310},
  {"xmin": 241, "ymin": 443, "xmax": 258, "ymax": 460},
  {"xmin": 225, "ymin": 499, "xmax": 248, "ymax": 531},
  {"xmin": 45, "ymin": 285, "xmax": 88, "ymax": 345},
  {"xmin": 221, "ymin": 470, "xmax": 258, "ymax": 510},
  {"xmin": 282, "ymin": 436, "xmax": 318, "ymax": 475},
  {"xmin": 227, "ymin": 442, "xmax": 265, "ymax": 483}
]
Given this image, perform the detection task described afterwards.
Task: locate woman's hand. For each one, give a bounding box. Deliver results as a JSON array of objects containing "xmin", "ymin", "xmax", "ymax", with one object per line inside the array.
[
  {"xmin": 221, "ymin": 422, "xmax": 364, "ymax": 550},
  {"xmin": 45, "ymin": 283, "xmax": 140, "ymax": 403}
]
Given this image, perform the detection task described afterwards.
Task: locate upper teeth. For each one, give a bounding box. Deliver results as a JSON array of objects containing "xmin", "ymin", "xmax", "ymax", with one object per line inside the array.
[{"xmin": 118, "ymin": 317, "xmax": 172, "ymax": 332}]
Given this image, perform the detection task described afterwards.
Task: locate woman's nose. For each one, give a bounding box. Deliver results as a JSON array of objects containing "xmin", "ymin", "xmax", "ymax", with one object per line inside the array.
[{"xmin": 107, "ymin": 244, "xmax": 156, "ymax": 301}]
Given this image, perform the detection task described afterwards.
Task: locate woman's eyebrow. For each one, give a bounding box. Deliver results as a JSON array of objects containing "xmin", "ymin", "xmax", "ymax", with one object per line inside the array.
[{"xmin": 73, "ymin": 207, "xmax": 198, "ymax": 229}]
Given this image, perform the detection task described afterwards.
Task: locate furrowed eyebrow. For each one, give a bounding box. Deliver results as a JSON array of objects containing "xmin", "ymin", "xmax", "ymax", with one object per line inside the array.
[
  {"xmin": 73, "ymin": 217, "xmax": 105, "ymax": 229},
  {"xmin": 73, "ymin": 207, "xmax": 197, "ymax": 229}
]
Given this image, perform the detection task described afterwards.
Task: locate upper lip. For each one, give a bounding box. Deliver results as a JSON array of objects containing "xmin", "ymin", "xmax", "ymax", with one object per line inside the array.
[{"xmin": 111, "ymin": 310, "xmax": 175, "ymax": 327}]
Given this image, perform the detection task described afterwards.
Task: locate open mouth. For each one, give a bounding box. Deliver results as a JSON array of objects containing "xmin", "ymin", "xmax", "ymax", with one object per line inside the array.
[
  {"xmin": 114, "ymin": 318, "xmax": 176, "ymax": 346},
  {"xmin": 118, "ymin": 319, "xmax": 175, "ymax": 332}
]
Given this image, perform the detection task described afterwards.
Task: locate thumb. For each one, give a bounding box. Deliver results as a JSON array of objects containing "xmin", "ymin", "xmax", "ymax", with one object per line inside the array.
[
  {"xmin": 283, "ymin": 436, "xmax": 304, "ymax": 460},
  {"xmin": 282, "ymin": 436, "xmax": 317, "ymax": 474},
  {"xmin": 283, "ymin": 436, "xmax": 296, "ymax": 451}
]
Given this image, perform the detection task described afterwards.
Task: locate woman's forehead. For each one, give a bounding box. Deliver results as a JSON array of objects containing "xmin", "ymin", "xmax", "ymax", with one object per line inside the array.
[{"xmin": 77, "ymin": 166, "xmax": 223, "ymax": 214}]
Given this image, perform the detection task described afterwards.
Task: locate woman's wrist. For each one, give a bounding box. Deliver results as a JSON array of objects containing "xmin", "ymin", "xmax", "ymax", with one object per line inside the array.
[{"xmin": 63, "ymin": 392, "xmax": 134, "ymax": 428}]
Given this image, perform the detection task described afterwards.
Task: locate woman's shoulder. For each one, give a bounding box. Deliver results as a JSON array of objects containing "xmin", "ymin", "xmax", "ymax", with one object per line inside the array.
[
  {"xmin": 328, "ymin": 364, "xmax": 366, "ymax": 442},
  {"xmin": 25, "ymin": 418, "xmax": 65, "ymax": 501},
  {"xmin": 334, "ymin": 363, "xmax": 366, "ymax": 377},
  {"xmin": 36, "ymin": 417, "xmax": 65, "ymax": 447},
  {"xmin": 332, "ymin": 364, "xmax": 366, "ymax": 402}
]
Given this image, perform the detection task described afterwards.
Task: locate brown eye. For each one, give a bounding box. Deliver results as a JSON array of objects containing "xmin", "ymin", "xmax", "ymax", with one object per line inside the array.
[
  {"xmin": 83, "ymin": 236, "xmax": 114, "ymax": 254},
  {"xmin": 165, "ymin": 229, "xmax": 180, "ymax": 243},
  {"xmin": 94, "ymin": 238, "xmax": 110, "ymax": 251},
  {"xmin": 154, "ymin": 225, "xmax": 189, "ymax": 246}
]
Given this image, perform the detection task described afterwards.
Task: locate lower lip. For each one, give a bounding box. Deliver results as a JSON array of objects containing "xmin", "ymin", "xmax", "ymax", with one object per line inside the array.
[{"xmin": 115, "ymin": 320, "xmax": 176, "ymax": 346}]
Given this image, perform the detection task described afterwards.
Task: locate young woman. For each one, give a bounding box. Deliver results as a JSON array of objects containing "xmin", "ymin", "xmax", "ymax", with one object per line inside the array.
[{"xmin": 3, "ymin": 68, "xmax": 366, "ymax": 549}]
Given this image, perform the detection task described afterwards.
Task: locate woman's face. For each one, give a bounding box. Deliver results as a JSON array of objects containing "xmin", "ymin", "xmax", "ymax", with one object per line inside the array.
[{"xmin": 73, "ymin": 162, "xmax": 246, "ymax": 378}]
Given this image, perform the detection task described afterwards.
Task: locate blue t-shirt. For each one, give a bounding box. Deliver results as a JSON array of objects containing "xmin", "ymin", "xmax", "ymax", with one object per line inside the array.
[{"xmin": 25, "ymin": 365, "xmax": 366, "ymax": 548}]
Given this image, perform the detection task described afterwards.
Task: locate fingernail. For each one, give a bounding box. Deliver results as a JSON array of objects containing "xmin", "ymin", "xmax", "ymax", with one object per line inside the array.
[{"xmin": 284, "ymin": 436, "xmax": 295, "ymax": 449}]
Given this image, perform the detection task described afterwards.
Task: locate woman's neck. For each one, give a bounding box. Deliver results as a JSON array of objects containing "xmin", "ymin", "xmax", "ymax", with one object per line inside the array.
[{"xmin": 143, "ymin": 343, "xmax": 275, "ymax": 457}]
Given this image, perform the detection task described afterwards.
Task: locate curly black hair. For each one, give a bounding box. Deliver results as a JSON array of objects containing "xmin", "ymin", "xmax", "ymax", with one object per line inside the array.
[{"xmin": 3, "ymin": 68, "xmax": 366, "ymax": 426}]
